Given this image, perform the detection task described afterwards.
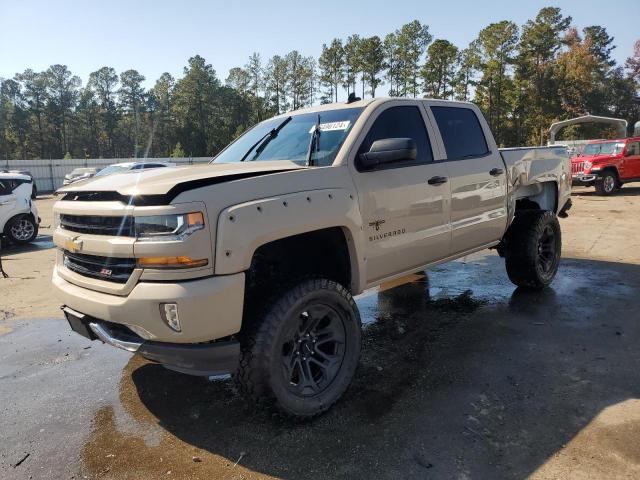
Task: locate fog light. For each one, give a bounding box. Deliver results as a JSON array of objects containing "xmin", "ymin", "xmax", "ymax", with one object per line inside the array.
[{"xmin": 160, "ymin": 303, "xmax": 181, "ymax": 332}]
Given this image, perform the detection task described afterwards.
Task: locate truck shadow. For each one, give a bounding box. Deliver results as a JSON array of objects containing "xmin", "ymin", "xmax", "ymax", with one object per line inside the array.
[
  {"xmin": 0, "ymin": 234, "xmax": 54, "ymax": 256},
  {"xmin": 572, "ymin": 184, "xmax": 640, "ymax": 197},
  {"xmin": 83, "ymin": 255, "xmax": 640, "ymax": 479}
]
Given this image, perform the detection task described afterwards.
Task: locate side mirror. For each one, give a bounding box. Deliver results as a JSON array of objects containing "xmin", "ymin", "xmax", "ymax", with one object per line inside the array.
[{"xmin": 359, "ymin": 138, "xmax": 417, "ymax": 169}]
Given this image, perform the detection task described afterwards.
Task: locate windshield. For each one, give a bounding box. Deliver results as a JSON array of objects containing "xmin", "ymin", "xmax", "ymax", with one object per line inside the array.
[
  {"xmin": 213, "ymin": 108, "xmax": 364, "ymax": 166},
  {"xmin": 582, "ymin": 142, "xmax": 625, "ymax": 156},
  {"xmin": 94, "ymin": 165, "xmax": 131, "ymax": 177}
]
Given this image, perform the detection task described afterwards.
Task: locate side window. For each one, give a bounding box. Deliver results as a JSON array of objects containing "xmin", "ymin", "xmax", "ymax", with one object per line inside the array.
[
  {"xmin": 0, "ymin": 180, "xmax": 10, "ymax": 196},
  {"xmin": 627, "ymin": 142, "xmax": 639, "ymax": 156},
  {"xmin": 431, "ymin": 106, "xmax": 490, "ymax": 160},
  {"xmin": 357, "ymin": 105, "xmax": 433, "ymax": 166}
]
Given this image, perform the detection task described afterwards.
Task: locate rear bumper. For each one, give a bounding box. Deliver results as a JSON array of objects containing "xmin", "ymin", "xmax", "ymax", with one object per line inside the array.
[
  {"xmin": 64, "ymin": 307, "xmax": 240, "ymax": 376},
  {"xmin": 53, "ymin": 266, "xmax": 245, "ymax": 343}
]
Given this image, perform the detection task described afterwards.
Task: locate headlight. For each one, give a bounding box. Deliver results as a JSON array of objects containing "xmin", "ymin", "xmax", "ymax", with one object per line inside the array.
[
  {"xmin": 583, "ymin": 161, "xmax": 592, "ymax": 170},
  {"xmin": 135, "ymin": 212, "xmax": 205, "ymax": 242}
]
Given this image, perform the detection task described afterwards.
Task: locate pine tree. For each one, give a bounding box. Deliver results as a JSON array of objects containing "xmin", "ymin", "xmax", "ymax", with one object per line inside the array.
[
  {"xmin": 318, "ymin": 39, "xmax": 344, "ymax": 103},
  {"xmin": 396, "ymin": 20, "xmax": 432, "ymax": 97},
  {"xmin": 421, "ymin": 39, "xmax": 459, "ymax": 99},
  {"xmin": 514, "ymin": 7, "xmax": 571, "ymax": 145},
  {"xmin": 343, "ymin": 35, "xmax": 361, "ymax": 97},
  {"xmin": 474, "ymin": 21, "xmax": 519, "ymax": 146},
  {"xmin": 359, "ymin": 36, "xmax": 385, "ymax": 98}
]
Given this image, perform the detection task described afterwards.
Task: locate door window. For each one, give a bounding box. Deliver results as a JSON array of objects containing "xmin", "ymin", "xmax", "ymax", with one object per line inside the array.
[
  {"xmin": 357, "ymin": 106, "xmax": 433, "ymax": 168},
  {"xmin": 627, "ymin": 142, "xmax": 639, "ymax": 156},
  {"xmin": 431, "ymin": 106, "xmax": 489, "ymax": 160}
]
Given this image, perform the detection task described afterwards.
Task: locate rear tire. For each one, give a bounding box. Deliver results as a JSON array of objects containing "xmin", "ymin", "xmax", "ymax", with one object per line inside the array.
[
  {"xmin": 236, "ymin": 278, "xmax": 361, "ymax": 419},
  {"xmin": 6, "ymin": 214, "xmax": 38, "ymax": 245},
  {"xmin": 595, "ymin": 171, "xmax": 617, "ymax": 195},
  {"xmin": 504, "ymin": 210, "xmax": 561, "ymax": 289}
]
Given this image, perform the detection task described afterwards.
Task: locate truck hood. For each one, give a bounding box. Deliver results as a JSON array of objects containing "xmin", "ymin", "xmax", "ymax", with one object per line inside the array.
[{"xmin": 58, "ymin": 161, "xmax": 304, "ymax": 198}]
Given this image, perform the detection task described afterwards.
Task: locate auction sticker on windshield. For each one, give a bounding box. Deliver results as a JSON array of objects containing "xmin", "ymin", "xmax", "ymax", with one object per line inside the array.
[{"xmin": 309, "ymin": 121, "xmax": 351, "ymax": 133}]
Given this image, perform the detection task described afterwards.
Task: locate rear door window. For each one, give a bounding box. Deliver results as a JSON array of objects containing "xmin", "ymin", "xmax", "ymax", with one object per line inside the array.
[{"xmin": 431, "ymin": 106, "xmax": 489, "ymax": 160}]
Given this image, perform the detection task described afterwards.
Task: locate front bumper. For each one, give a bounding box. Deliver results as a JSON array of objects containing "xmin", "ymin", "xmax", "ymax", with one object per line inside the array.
[
  {"xmin": 64, "ymin": 307, "xmax": 240, "ymax": 376},
  {"xmin": 53, "ymin": 266, "xmax": 245, "ymax": 343},
  {"xmin": 572, "ymin": 173, "xmax": 598, "ymax": 185}
]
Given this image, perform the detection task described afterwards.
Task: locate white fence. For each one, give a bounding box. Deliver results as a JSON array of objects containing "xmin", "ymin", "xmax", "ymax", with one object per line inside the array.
[{"xmin": 1, "ymin": 157, "xmax": 212, "ymax": 193}]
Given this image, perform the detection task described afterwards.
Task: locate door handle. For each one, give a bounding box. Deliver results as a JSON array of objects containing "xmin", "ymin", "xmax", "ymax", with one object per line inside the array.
[
  {"xmin": 427, "ymin": 176, "xmax": 448, "ymax": 185},
  {"xmin": 489, "ymin": 168, "xmax": 504, "ymax": 176}
]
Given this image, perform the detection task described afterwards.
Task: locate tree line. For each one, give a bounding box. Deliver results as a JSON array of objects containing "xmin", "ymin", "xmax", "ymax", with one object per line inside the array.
[{"xmin": 1, "ymin": 7, "xmax": 639, "ymax": 160}]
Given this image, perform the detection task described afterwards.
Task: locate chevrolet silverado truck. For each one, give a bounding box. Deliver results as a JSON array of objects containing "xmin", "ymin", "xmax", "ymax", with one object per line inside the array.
[
  {"xmin": 52, "ymin": 98, "xmax": 571, "ymax": 418},
  {"xmin": 571, "ymin": 136, "xmax": 640, "ymax": 195}
]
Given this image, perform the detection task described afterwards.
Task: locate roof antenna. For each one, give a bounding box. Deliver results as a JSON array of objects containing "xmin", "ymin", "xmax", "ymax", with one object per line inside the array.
[{"xmin": 346, "ymin": 92, "xmax": 361, "ymax": 104}]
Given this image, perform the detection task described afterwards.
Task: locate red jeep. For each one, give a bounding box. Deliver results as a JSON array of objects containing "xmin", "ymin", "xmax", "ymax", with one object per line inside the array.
[{"xmin": 571, "ymin": 137, "xmax": 640, "ymax": 195}]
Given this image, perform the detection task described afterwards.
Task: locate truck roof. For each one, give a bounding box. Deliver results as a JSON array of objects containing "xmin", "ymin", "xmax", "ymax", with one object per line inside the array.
[{"xmin": 276, "ymin": 97, "xmax": 475, "ymax": 119}]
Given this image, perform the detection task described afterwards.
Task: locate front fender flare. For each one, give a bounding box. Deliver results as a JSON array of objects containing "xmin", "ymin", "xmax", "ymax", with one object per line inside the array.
[{"xmin": 214, "ymin": 188, "xmax": 364, "ymax": 291}]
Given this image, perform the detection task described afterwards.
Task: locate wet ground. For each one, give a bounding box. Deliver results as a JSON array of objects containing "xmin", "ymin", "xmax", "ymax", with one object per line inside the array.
[{"xmin": 2, "ymin": 250, "xmax": 640, "ymax": 479}]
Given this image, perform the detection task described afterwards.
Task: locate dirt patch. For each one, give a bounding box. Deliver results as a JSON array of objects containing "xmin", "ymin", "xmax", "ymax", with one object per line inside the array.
[{"xmin": 0, "ymin": 197, "xmax": 59, "ymax": 321}]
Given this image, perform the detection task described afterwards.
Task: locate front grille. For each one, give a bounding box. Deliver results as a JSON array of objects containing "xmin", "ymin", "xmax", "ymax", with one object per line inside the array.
[
  {"xmin": 571, "ymin": 161, "xmax": 584, "ymax": 174},
  {"xmin": 60, "ymin": 214, "xmax": 135, "ymax": 236},
  {"xmin": 63, "ymin": 251, "xmax": 136, "ymax": 283}
]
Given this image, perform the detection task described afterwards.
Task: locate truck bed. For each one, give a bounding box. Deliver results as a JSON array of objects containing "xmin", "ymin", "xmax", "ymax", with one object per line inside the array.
[{"xmin": 499, "ymin": 145, "xmax": 571, "ymax": 215}]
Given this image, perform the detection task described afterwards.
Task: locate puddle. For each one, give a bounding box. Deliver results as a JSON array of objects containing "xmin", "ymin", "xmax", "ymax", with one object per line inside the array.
[
  {"xmin": 3, "ymin": 253, "xmax": 640, "ymax": 479},
  {"xmin": 1, "ymin": 234, "xmax": 54, "ymax": 255}
]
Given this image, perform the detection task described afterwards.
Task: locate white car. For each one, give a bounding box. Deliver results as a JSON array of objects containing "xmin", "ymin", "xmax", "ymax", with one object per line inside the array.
[
  {"xmin": 93, "ymin": 161, "xmax": 175, "ymax": 178},
  {"xmin": 63, "ymin": 167, "xmax": 100, "ymax": 186},
  {"xmin": 0, "ymin": 173, "xmax": 40, "ymax": 245}
]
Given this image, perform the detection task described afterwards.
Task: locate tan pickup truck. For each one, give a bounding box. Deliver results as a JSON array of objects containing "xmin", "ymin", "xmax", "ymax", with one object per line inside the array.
[{"xmin": 52, "ymin": 98, "xmax": 572, "ymax": 418}]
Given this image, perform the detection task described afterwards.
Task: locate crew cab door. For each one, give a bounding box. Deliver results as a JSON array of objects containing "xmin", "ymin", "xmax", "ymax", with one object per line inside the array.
[
  {"xmin": 427, "ymin": 103, "xmax": 508, "ymax": 254},
  {"xmin": 349, "ymin": 102, "xmax": 451, "ymax": 285}
]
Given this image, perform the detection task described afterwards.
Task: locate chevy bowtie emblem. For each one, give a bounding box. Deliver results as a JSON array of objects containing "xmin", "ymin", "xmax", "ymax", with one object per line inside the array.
[
  {"xmin": 368, "ymin": 219, "xmax": 386, "ymax": 231},
  {"xmin": 100, "ymin": 268, "xmax": 113, "ymax": 277},
  {"xmin": 65, "ymin": 237, "xmax": 83, "ymax": 253}
]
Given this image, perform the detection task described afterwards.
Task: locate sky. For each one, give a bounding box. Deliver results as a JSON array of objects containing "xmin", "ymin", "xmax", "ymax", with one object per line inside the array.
[{"xmin": 1, "ymin": 0, "xmax": 639, "ymax": 89}]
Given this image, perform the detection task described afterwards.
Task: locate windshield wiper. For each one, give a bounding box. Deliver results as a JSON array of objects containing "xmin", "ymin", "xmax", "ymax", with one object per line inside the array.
[
  {"xmin": 306, "ymin": 114, "xmax": 321, "ymax": 166},
  {"xmin": 240, "ymin": 116, "xmax": 292, "ymax": 162}
]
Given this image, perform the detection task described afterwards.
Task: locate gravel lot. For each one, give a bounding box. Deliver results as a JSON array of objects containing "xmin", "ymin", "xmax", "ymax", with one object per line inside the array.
[{"xmin": 1, "ymin": 185, "xmax": 640, "ymax": 479}]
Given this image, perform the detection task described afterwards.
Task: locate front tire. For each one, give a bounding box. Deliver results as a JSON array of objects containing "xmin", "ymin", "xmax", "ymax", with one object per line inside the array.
[
  {"xmin": 236, "ymin": 278, "xmax": 361, "ymax": 418},
  {"xmin": 6, "ymin": 214, "xmax": 38, "ymax": 244},
  {"xmin": 595, "ymin": 171, "xmax": 617, "ymax": 195},
  {"xmin": 504, "ymin": 210, "xmax": 561, "ymax": 289}
]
